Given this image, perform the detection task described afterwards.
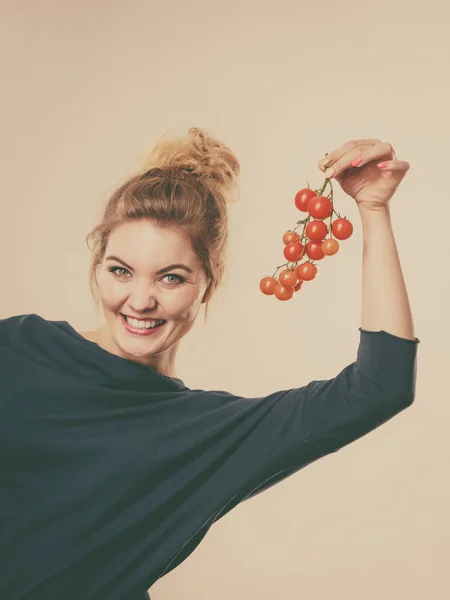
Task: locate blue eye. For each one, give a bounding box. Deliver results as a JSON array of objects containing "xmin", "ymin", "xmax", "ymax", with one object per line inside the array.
[
  {"xmin": 162, "ymin": 274, "xmax": 185, "ymax": 286},
  {"xmin": 108, "ymin": 266, "xmax": 130, "ymax": 278}
]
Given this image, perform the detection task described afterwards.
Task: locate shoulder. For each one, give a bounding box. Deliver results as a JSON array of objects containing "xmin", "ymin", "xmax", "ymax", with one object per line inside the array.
[
  {"xmin": 0, "ymin": 313, "xmax": 37, "ymax": 336},
  {"xmin": 0, "ymin": 313, "xmax": 64, "ymax": 345}
]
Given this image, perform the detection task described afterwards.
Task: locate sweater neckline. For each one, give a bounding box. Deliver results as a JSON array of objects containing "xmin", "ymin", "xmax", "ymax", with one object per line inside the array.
[{"xmin": 49, "ymin": 316, "xmax": 186, "ymax": 389}]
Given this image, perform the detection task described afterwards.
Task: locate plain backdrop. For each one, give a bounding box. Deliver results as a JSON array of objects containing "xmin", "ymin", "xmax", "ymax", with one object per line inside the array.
[{"xmin": 1, "ymin": 0, "xmax": 449, "ymax": 598}]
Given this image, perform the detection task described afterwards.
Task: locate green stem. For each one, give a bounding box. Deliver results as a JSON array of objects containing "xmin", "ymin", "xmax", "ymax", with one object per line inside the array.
[
  {"xmin": 328, "ymin": 180, "xmax": 334, "ymax": 238},
  {"xmin": 316, "ymin": 177, "xmax": 331, "ymax": 197},
  {"xmin": 272, "ymin": 262, "xmax": 289, "ymax": 278},
  {"xmin": 293, "ymin": 217, "xmax": 309, "ymax": 233}
]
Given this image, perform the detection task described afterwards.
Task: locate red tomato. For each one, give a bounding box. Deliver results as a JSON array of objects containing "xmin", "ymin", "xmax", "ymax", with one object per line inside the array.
[
  {"xmin": 279, "ymin": 269, "xmax": 298, "ymax": 288},
  {"xmin": 294, "ymin": 280, "xmax": 303, "ymax": 292},
  {"xmin": 331, "ymin": 218, "xmax": 353, "ymax": 240},
  {"xmin": 295, "ymin": 262, "xmax": 317, "ymax": 281},
  {"xmin": 306, "ymin": 241, "xmax": 325, "ymax": 261},
  {"xmin": 274, "ymin": 284, "xmax": 294, "ymax": 301},
  {"xmin": 306, "ymin": 220, "xmax": 328, "ymax": 242},
  {"xmin": 259, "ymin": 276, "xmax": 278, "ymax": 295},
  {"xmin": 307, "ymin": 196, "xmax": 333, "ymax": 220},
  {"xmin": 321, "ymin": 238, "xmax": 339, "ymax": 256},
  {"xmin": 283, "ymin": 241, "xmax": 305, "ymax": 262},
  {"xmin": 282, "ymin": 231, "xmax": 300, "ymax": 245},
  {"xmin": 295, "ymin": 188, "xmax": 317, "ymax": 212}
]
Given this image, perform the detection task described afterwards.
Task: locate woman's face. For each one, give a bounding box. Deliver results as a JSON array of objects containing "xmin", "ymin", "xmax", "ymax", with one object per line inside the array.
[{"xmin": 95, "ymin": 219, "xmax": 209, "ymax": 375}]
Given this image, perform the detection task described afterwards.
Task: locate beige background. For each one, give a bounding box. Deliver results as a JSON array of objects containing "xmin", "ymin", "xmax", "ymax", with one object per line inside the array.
[{"xmin": 2, "ymin": 0, "xmax": 449, "ymax": 598}]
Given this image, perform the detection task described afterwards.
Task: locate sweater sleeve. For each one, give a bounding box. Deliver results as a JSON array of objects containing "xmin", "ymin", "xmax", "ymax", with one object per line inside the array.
[
  {"xmin": 302, "ymin": 327, "xmax": 419, "ymax": 444},
  {"xmin": 214, "ymin": 328, "xmax": 419, "ymax": 517}
]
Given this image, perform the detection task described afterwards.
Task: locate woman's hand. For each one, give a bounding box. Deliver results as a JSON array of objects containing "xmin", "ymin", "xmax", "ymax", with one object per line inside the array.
[{"xmin": 318, "ymin": 139, "xmax": 410, "ymax": 211}]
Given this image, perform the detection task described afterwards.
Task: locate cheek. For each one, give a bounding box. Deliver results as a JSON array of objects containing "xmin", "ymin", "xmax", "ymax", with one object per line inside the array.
[
  {"xmin": 97, "ymin": 273, "xmax": 125, "ymax": 308},
  {"xmin": 165, "ymin": 286, "xmax": 204, "ymax": 320}
]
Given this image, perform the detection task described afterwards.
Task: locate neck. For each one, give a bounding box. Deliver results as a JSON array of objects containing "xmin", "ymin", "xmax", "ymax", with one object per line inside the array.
[{"xmin": 95, "ymin": 324, "xmax": 179, "ymax": 379}]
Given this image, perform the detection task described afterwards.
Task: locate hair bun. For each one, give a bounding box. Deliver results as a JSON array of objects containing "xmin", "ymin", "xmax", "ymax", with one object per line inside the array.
[{"xmin": 141, "ymin": 127, "xmax": 240, "ymax": 195}]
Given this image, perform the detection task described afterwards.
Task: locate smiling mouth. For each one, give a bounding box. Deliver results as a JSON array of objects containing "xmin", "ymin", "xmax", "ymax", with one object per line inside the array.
[{"xmin": 121, "ymin": 314, "xmax": 167, "ymax": 332}]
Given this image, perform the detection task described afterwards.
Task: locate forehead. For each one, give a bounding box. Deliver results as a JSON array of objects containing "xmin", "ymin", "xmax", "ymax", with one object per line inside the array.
[{"xmin": 106, "ymin": 220, "xmax": 199, "ymax": 267}]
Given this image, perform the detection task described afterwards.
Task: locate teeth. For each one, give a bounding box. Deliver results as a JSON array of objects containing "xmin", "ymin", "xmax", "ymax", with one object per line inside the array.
[{"xmin": 125, "ymin": 316, "xmax": 165, "ymax": 330}]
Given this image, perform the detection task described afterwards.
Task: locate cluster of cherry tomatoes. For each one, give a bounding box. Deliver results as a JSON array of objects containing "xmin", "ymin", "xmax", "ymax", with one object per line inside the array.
[{"xmin": 259, "ymin": 176, "xmax": 353, "ymax": 301}]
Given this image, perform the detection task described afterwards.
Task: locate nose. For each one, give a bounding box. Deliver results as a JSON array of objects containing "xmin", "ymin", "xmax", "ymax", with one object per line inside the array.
[{"xmin": 127, "ymin": 283, "xmax": 158, "ymax": 313}]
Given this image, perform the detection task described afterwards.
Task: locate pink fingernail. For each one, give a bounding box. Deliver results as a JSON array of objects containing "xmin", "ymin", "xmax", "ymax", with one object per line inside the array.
[
  {"xmin": 377, "ymin": 162, "xmax": 387, "ymax": 169},
  {"xmin": 352, "ymin": 157, "xmax": 362, "ymax": 167}
]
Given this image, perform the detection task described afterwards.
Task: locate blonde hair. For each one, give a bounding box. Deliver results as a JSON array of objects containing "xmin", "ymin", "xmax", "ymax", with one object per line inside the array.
[{"xmin": 85, "ymin": 127, "xmax": 240, "ymax": 316}]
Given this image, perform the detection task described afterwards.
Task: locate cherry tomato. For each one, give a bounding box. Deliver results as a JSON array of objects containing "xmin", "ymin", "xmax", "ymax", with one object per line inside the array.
[
  {"xmin": 294, "ymin": 280, "xmax": 303, "ymax": 292},
  {"xmin": 306, "ymin": 241, "xmax": 325, "ymax": 261},
  {"xmin": 279, "ymin": 269, "xmax": 298, "ymax": 288},
  {"xmin": 259, "ymin": 276, "xmax": 278, "ymax": 295},
  {"xmin": 274, "ymin": 284, "xmax": 294, "ymax": 301},
  {"xmin": 321, "ymin": 238, "xmax": 339, "ymax": 256},
  {"xmin": 307, "ymin": 196, "xmax": 333, "ymax": 220},
  {"xmin": 283, "ymin": 241, "xmax": 305, "ymax": 262},
  {"xmin": 283, "ymin": 231, "xmax": 300, "ymax": 245},
  {"xmin": 331, "ymin": 218, "xmax": 353, "ymax": 240},
  {"xmin": 295, "ymin": 188, "xmax": 317, "ymax": 212},
  {"xmin": 295, "ymin": 262, "xmax": 317, "ymax": 281},
  {"xmin": 305, "ymin": 220, "xmax": 328, "ymax": 242}
]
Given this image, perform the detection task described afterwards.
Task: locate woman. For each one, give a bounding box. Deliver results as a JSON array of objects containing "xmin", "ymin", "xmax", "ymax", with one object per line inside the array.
[{"xmin": 0, "ymin": 129, "xmax": 419, "ymax": 600}]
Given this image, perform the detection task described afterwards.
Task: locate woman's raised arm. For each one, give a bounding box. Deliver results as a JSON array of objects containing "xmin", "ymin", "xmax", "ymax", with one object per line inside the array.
[{"xmin": 320, "ymin": 138, "xmax": 415, "ymax": 341}]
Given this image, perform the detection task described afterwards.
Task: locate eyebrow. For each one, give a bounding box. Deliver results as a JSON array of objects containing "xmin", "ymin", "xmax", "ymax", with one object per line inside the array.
[{"xmin": 105, "ymin": 255, "xmax": 194, "ymax": 275}]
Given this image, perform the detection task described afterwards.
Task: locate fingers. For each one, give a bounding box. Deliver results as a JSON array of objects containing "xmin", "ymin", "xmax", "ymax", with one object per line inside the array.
[
  {"xmin": 318, "ymin": 139, "xmax": 382, "ymax": 171},
  {"xmin": 377, "ymin": 160, "xmax": 410, "ymax": 172},
  {"xmin": 321, "ymin": 141, "xmax": 401, "ymax": 179}
]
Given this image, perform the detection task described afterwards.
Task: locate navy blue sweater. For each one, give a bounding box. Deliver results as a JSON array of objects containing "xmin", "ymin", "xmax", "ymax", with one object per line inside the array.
[{"xmin": 0, "ymin": 314, "xmax": 419, "ymax": 599}]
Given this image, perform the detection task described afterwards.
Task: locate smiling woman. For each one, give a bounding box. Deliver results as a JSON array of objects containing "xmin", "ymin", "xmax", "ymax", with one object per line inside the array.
[
  {"xmin": 1, "ymin": 130, "xmax": 419, "ymax": 600},
  {"xmin": 80, "ymin": 128, "xmax": 240, "ymax": 377}
]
